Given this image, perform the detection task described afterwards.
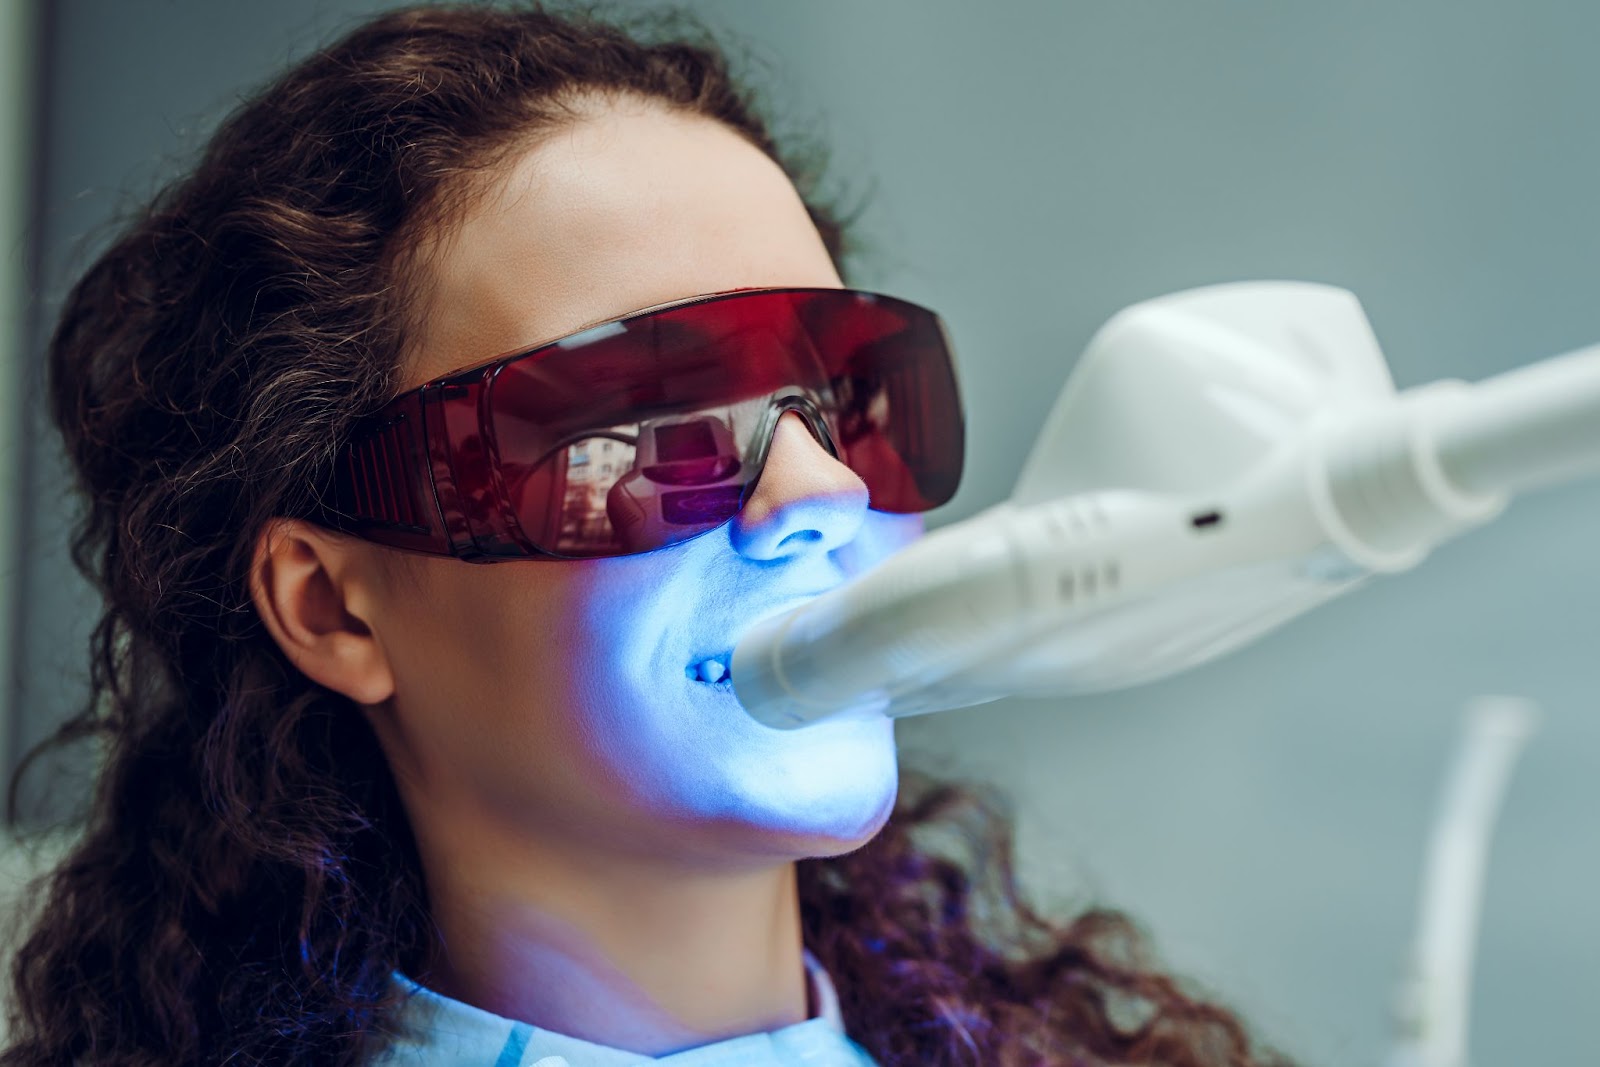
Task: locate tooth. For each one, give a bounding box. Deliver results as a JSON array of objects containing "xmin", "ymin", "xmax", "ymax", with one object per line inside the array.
[{"xmin": 700, "ymin": 659, "xmax": 727, "ymax": 684}]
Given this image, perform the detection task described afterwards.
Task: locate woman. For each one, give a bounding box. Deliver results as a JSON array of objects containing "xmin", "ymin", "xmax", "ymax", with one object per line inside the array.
[{"xmin": 4, "ymin": 5, "xmax": 1292, "ymax": 1065}]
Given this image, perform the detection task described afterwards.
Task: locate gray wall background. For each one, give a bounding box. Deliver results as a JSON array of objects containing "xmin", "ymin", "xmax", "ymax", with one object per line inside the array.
[{"xmin": 9, "ymin": 2, "xmax": 1599, "ymax": 1064}]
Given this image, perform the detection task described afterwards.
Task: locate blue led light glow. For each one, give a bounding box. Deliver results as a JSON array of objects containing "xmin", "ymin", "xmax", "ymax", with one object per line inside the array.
[{"xmin": 563, "ymin": 497, "xmax": 921, "ymax": 853}]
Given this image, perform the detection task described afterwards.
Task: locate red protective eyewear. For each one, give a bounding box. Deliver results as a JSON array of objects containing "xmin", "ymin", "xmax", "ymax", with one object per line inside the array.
[{"xmin": 327, "ymin": 288, "xmax": 964, "ymax": 561}]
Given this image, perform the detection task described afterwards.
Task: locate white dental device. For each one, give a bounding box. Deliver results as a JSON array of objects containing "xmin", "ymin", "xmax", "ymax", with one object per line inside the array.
[{"xmin": 732, "ymin": 281, "xmax": 1600, "ymax": 729}]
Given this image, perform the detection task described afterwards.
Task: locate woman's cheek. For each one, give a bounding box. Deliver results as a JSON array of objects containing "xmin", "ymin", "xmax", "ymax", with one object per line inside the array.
[{"xmin": 833, "ymin": 510, "xmax": 923, "ymax": 577}]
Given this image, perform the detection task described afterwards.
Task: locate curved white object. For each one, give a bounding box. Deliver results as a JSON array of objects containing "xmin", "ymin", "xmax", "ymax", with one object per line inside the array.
[{"xmin": 1386, "ymin": 697, "xmax": 1539, "ymax": 1067}]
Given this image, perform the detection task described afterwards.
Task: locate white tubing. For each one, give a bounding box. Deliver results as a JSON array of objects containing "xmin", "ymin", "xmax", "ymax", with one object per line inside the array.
[
  {"xmin": 1433, "ymin": 344, "xmax": 1600, "ymax": 498},
  {"xmin": 1310, "ymin": 383, "xmax": 1505, "ymax": 573},
  {"xmin": 732, "ymin": 492, "xmax": 1203, "ymax": 728},
  {"xmin": 731, "ymin": 506, "xmax": 1038, "ymax": 728},
  {"xmin": 1386, "ymin": 697, "xmax": 1538, "ymax": 1067}
]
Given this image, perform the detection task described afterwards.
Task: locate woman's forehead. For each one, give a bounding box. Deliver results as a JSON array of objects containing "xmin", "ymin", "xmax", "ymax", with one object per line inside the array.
[{"xmin": 401, "ymin": 102, "xmax": 841, "ymax": 388}]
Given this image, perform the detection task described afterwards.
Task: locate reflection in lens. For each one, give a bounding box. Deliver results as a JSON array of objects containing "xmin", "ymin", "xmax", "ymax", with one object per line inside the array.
[
  {"xmin": 505, "ymin": 405, "xmax": 766, "ymax": 556},
  {"xmin": 602, "ymin": 410, "xmax": 751, "ymax": 554},
  {"xmin": 660, "ymin": 485, "xmax": 744, "ymax": 526},
  {"xmin": 495, "ymin": 427, "xmax": 641, "ymax": 556},
  {"xmin": 556, "ymin": 430, "xmax": 638, "ymax": 554}
]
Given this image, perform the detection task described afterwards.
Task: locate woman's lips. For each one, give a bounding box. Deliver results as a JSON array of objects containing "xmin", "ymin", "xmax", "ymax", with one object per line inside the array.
[
  {"xmin": 685, "ymin": 587, "xmax": 839, "ymax": 686},
  {"xmin": 686, "ymin": 654, "xmax": 732, "ymax": 685}
]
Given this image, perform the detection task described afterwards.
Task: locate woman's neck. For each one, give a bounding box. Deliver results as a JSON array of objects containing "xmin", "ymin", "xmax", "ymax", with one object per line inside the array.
[{"xmin": 412, "ymin": 820, "xmax": 810, "ymax": 1056}]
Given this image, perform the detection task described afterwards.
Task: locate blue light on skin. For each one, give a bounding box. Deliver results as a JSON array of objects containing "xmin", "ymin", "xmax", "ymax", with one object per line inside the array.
[
  {"xmin": 571, "ymin": 415, "xmax": 921, "ymax": 849},
  {"xmin": 263, "ymin": 98, "xmax": 933, "ymax": 1054}
]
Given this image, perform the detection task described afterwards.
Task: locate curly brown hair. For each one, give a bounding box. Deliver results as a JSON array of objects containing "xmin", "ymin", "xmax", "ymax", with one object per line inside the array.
[{"xmin": 3, "ymin": 5, "xmax": 1294, "ymax": 1065}]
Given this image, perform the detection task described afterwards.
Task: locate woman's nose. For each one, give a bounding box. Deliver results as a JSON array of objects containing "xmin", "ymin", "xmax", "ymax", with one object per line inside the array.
[{"xmin": 730, "ymin": 411, "xmax": 868, "ymax": 560}]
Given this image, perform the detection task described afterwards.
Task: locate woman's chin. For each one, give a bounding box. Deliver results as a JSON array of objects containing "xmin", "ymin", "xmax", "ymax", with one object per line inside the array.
[
  {"xmin": 744, "ymin": 774, "xmax": 899, "ymax": 861},
  {"xmin": 799, "ymin": 802, "xmax": 896, "ymax": 859}
]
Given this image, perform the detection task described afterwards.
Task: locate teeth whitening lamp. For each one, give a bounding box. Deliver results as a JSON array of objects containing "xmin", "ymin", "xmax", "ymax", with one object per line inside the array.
[{"xmin": 732, "ymin": 281, "xmax": 1600, "ymax": 729}]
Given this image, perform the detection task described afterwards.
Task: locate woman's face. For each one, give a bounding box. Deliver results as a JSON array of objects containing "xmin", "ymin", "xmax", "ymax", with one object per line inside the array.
[{"xmin": 360, "ymin": 101, "xmax": 918, "ymax": 868}]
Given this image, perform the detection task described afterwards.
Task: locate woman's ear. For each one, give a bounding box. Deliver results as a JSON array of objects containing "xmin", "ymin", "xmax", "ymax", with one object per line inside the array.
[{"xmin": 249, "ymin": 519, "xmax": 396, "ymax": 706}]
